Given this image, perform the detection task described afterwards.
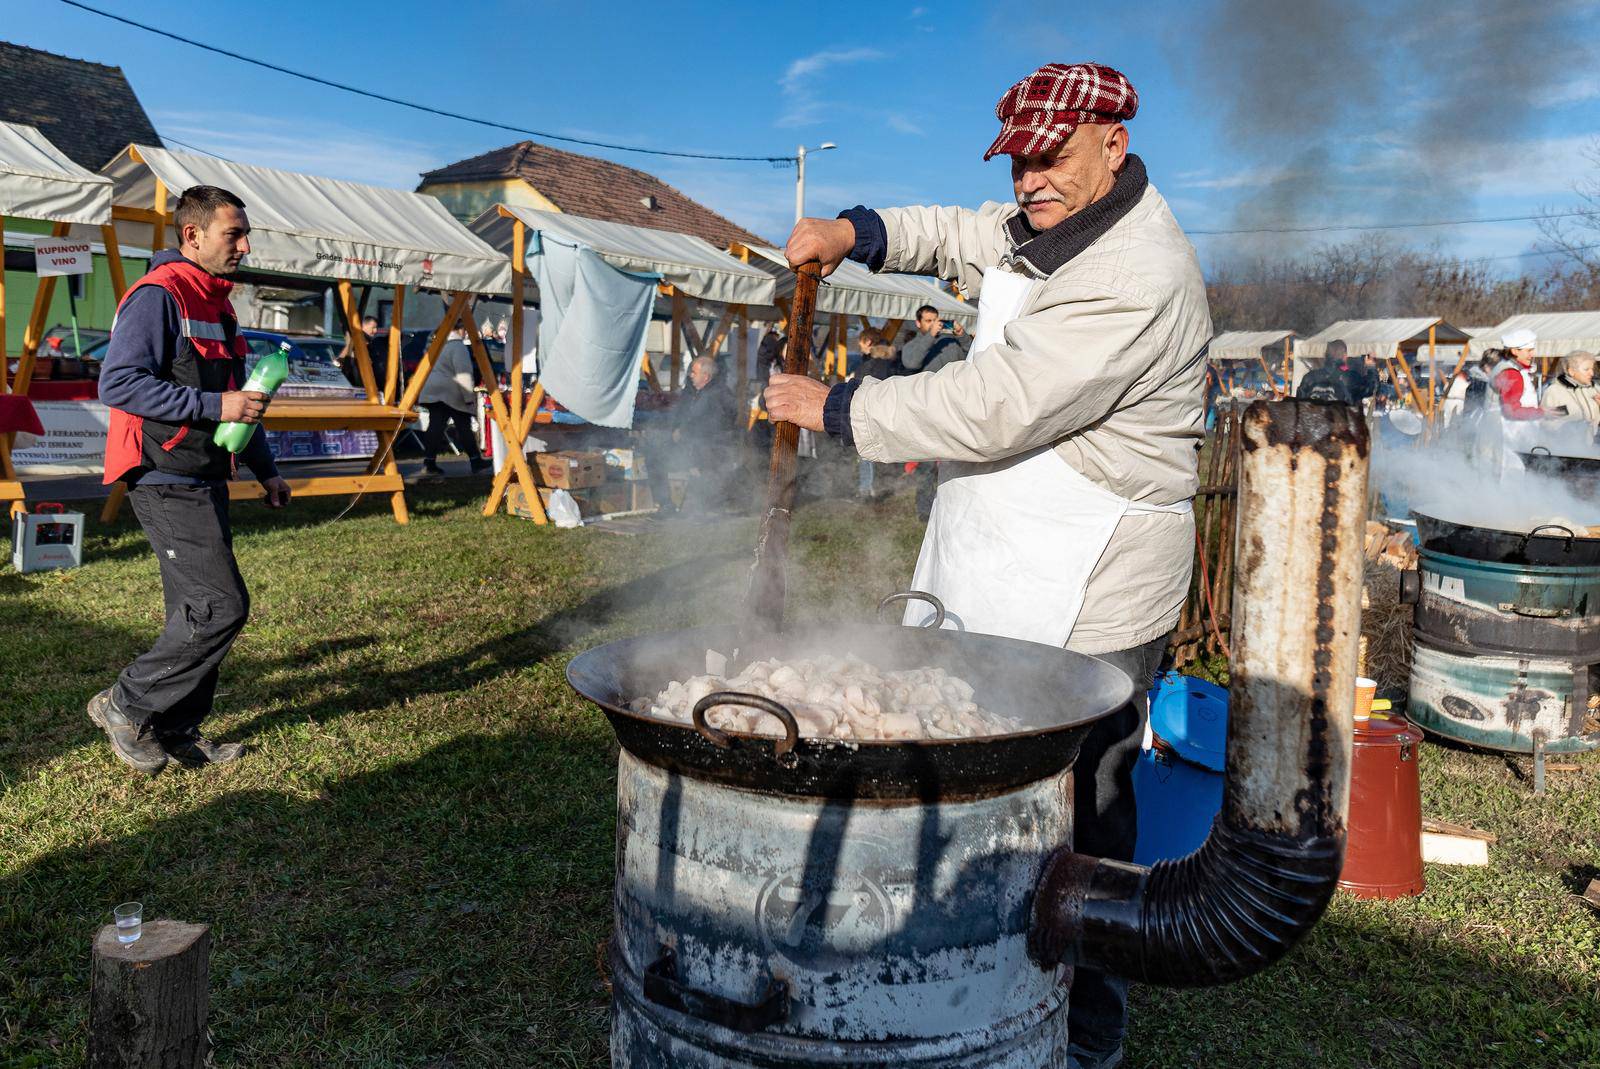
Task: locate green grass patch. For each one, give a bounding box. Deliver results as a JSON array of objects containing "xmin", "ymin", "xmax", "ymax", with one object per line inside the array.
[{"xmin": 1, "ymin": 478, "xmax": 1596, "ymax": 1067}]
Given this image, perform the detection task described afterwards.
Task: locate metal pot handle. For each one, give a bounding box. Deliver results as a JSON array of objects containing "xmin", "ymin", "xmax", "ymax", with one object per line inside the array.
[
  {"xmin": 692, "ymin": 691, "xmax": 800, "ymax": 763},
  {"xmin": 877, "ymin": 589, "xmax": 947, "ymax": 629},
  {"xmin": 644, "ymin": 947, "xmax": 790, "ymax": 1033},
  {"xmin": 1522, "ymin": 524, "xmax": 1576, "ymax": 552},
  {"xmin": 1531, "ymin": 446, "xmax": 1553, "ymax": 456}
]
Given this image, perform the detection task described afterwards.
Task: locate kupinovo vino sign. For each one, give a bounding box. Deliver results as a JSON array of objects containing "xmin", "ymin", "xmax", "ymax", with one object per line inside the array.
[{"xmin": 33, "ymin": 236, "xmax": 93, "ymax": 277}]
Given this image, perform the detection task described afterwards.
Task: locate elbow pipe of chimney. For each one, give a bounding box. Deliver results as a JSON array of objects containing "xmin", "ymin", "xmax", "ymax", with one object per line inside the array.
[{"xmin": 1030, "ymin": 400, "xmax": 1368, "ymax": 986}]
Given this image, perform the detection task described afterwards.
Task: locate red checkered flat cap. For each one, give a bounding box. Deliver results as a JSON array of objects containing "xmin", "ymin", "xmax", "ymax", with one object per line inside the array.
[{"xmin": 984, "ymin": 63, "xmax": 1139, "ymax": 161}]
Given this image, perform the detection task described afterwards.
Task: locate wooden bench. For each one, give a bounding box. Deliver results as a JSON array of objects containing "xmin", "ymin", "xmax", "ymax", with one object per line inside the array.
[{"xmin": 101, "ymin": 399, "xmax": 419, "ymax": 524}]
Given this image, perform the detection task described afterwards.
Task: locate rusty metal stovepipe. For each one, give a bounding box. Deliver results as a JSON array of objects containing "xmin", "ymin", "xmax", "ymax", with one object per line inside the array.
[{"xmin": 1031, "ymin": 400, "xmax": 1368, "ymax": 985}]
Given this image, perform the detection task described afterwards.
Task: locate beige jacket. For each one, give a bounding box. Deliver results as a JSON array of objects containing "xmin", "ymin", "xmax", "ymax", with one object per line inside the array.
[
  {"xmin": 849, "ymin": 185, "xmax": 1212, "ymax": 654},
  {"xmin": 1542, "ymin": 377, "xmax": 1600, "ymax": 430}
]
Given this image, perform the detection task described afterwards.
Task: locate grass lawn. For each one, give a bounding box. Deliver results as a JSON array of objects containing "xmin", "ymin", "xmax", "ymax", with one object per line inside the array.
[{"xmin": 2, "ymin": 477, "xmax": 1597, "ymax": 1068}]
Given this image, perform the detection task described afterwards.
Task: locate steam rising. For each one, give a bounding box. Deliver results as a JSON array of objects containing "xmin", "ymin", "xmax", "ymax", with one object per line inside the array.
[{"xmin": 1375, "ymin": 413, "xmax": 1600, "ymax": 533}]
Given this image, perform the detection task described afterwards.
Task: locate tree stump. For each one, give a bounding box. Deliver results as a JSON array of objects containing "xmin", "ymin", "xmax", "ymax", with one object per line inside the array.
[{"xmin": 89, "ymin": 920, "xmax": 210, "ymax": 1069}]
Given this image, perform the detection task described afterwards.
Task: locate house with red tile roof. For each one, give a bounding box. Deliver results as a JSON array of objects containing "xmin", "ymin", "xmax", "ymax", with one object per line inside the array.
[{"xmin": 417, "ymin": 141, "xmax": 767, "ymax": 251}]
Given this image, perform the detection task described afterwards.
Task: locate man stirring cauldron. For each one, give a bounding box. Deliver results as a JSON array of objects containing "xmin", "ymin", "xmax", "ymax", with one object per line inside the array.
[{"xmin": 766, "ymin": 62, "xmax": 1211, "ymax": 1068}]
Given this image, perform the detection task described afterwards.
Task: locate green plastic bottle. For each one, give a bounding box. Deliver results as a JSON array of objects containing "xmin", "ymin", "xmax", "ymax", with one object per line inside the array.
[{"xmin": 214, "ymin": 342, "xmax": 290, "ymax": 453}]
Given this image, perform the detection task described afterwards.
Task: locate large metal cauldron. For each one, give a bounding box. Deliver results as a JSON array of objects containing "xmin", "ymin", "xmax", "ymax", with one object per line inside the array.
[
  {"xmin": 568, "ymin": 401, "xmax": 1369, "ymax": 1068},
  {"xmin": 569, "ymin": 618, "xmax": 1131, "ymax": 1067},
  {"xmin": 1412, "ymin": 510, "xmax": 1600, "ymax": 566}
]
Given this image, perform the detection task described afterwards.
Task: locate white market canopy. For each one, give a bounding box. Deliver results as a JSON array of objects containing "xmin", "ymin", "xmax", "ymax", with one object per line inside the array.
[
  {"xmin": 94, "ymin": 145, "xmax": 511, "ymax": 294},
  {"xmin": 0, "ymin": 121, "xmax": 111, "ymax": 225},
  {"xmin": 472, "ymin": 205, "xmax": 775, "ymax": 308},
  {"xmin": 1468, "ymin": 311, "xmax": 1600, "ymax": 358},
  {"xmin": 1209, "ymin": 330, "xmax": 1294, "ymax": 362},
  {"xmin": 1296, "ymin": 318, "xmax": 1468, "ymax": 360},
  {"xmin": 738, "ymin": 243, "xmax": 976, "ymax": 326}
]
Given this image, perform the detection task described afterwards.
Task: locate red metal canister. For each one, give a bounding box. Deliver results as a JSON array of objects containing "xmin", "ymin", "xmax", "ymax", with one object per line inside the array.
[{"xmin": 1338, "ymin": 713, "xmax": 1425, "ymax": 899}]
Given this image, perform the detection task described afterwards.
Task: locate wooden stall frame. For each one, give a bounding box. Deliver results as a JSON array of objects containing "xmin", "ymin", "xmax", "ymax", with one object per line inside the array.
[
  {"xmin": 3, "ymin": 217, "xmax": 75, "ymax": 515},
  {"xmin": 97, "ymin": 153, "xmax": 502, "ymax": 525}
]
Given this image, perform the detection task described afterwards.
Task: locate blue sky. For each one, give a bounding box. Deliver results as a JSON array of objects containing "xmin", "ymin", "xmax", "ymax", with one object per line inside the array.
[{"xmin": 9, "ymin": 0, "xmax": 1600, "ymax": 273}]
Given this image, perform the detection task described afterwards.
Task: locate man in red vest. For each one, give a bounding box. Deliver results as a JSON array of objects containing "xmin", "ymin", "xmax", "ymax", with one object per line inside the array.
[{"xmin": 87, "ymin": 185, "xmax": 291, "ymax": 776}]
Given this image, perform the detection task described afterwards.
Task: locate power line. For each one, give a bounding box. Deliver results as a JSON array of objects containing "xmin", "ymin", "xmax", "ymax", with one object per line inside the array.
[
  {"xmin": 1190, "ymin": 210, "xmax": 1588, "ymax": 236},
  {"xmin": 57, "ymin": 0, "xmax": 796, "ymax": 165},
  {"xmin": 1460, "ymin": 241, "xmax": 1600, "ymax": 265},
  {"xmin": 159, "ymin": 134, "xmax": 231, "ymax": 161}
]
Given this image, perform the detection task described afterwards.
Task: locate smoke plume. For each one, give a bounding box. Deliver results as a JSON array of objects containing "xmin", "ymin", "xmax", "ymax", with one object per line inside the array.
[{"xmin": 1180, "ymin": 0, "xmax": 1599, "ymax": 260}]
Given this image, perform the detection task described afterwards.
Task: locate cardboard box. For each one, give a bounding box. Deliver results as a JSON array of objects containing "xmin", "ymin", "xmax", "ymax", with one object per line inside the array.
[
  {"xmin": 11, "ymin": 507, "xmax": 84, "ymax": 573},
  {"xmin": 602, "ymin": 447, "xmax": 649, "ymax": 482},
  {"xmin": 533, "ymin": 450, "xmax": 606, "ymax": 489},
  {"xmin": 509, "ymin": 482, "xmax": 658, "ymax": 520},
  {"xmin": 594, "ymin": 482, "xmax": 633, "ymax": 515},
  {"xmin": 506, "ymin": 483, "xmax": 605, "ymax": 520}
]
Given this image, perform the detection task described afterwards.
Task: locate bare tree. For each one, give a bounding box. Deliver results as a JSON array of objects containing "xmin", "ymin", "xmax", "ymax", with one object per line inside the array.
[
  {"xmin": 1205, "ymin": 234, "xmax": 1589, "ymax": 334},
  {"xmin": 1537, "ymin": 137, "xmax": 1600, "ymax": 280}
]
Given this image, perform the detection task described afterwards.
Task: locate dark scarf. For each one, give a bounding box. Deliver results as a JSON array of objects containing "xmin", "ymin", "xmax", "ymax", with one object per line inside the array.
[{"xmin": 1003, "ymin": 153, "xmax": 1149, "ymax": 278}]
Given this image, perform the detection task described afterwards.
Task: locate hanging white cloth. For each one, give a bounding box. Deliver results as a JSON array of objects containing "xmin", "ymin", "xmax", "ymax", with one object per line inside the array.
[{"xmin": 903, "ymin": 266, "xmax": 1191, "ymax": 648}]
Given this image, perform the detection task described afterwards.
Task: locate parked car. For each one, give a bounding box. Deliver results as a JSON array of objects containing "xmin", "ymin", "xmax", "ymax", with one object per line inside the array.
[
  {"xmin": 240, "ymin": 329, "xmax": 364, "ymax": 393},
  {"xmin": 41, "ymin": 325, "xmax": 110, "ymax": 359}
]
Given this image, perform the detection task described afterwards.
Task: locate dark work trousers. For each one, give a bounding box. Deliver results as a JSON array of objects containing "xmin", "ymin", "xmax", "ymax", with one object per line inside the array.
[
  {"xmin": 1066, "ymin": 630, "xmax": 1172, "ymax": 1059},
  {"xmin": 113, "ymin": 483, "xmax": 251, "ymax": 738},
  {"xmin": 422, "ymin": 402, "xmax": 482, "ymax": 463}
]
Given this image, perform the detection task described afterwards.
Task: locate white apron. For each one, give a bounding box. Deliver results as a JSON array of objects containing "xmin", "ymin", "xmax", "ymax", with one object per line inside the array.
[
  {"xmin": 903, "ymin": 266, "xmax": 1192, "ymax": 648},
  {"xmin": 1498, "ymin": 363, "xmax": 1543, "ymax": 473}
]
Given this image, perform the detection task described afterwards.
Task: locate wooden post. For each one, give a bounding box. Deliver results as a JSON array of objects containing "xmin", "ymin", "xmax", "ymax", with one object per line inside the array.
[
  {"xmin": 89, "ymin": 920, "xmax": 210, "ymax": 1069},
  {"xmin": 335, "ymin": 280, "xmax": 381, "ymax": 402},
  {"xmin": 101, "ymin": 224, "xmax": 128, "ymax": 300},
  {"xmin": 833, "ymin": 313, "xmax": 848, "ymax": 382},
  {"xmin": 1282, "ymin": 336, "xmax": 1293, "ymax": 390},
  {"xmin": 151, "ymin": 178, "xmax": 168, "ymax": 252},
  {"xmin": 13, "ymin": 221, "xmax": 73, "ymax": 396},
  {"xmin": 510, "ymin": 219, "xmax": 526, "ymax": 425},
  {"xmin": 483, "ymin": 379, "xmax": 547, "ymax": 519},
  {"xmin": 1428, "ymin": 325, "xmax": 1438, "ymax": 416},
  {"xmin": 736, "ymin": 308, "xmax": 750, "ymax": 429},
  {"xmin": 385, "ymin": 285, "xmax": 405, "ymax": 403},
  {"xmin": 462, "ymin": 314, "xmax": 545, "ymax": 522},
  {"xmin": 397, "ymin": 292, "xmax": 470, "ymax": 413},
  {"xmin": 1256, "ymin": 353, "xmax": 1279, "ymax": 395},
  {"xmin": 1393, "ymin": 345, "xmax": 1428, "ymax": 415},
  {"xmin": 669, "ymin": 292, "xmax": 684, "ymax": 393},
  {"xmin": 0, "ymin": 211, "xmax": 7, "ymax": 392},
  {"xmin": 702, "ymin": 305, "xmax": 737, "ymax": 364}
]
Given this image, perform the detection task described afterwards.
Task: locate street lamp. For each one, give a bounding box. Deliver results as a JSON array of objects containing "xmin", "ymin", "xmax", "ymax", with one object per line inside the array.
[{"xmin": 795, "ymin": 142, "xmax": 837, "ymax": 223}]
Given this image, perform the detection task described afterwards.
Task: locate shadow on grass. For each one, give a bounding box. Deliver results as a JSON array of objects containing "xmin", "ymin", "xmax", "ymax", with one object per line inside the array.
[
  {"xmin": 1126, "ymin": 908, "xmax": 1600, "ymax": 1068},
  {"xmin": 215, "ymin": 544, "xmax": 744, "ymax": 746},
  {"xmin": 3, "ymin": 534, "xmax": 742, "ymax": 791},
  {"xmin": 0, "ymin": 724, "xmax": 619, "ymax": 1068}
]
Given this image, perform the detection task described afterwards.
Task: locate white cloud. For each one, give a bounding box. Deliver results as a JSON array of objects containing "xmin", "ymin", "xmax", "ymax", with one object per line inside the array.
[
  {"xmin": 908, "ymin": 5, "xmax": 927, "ymax": 17},
  {"xmin": 886, "ymin": 113, "xmax": 925, "ymax": 136},
  {"xmin": 1553, "ymin": 74, "xmax": 1600, "ymax": 107},
  {"xmin": 154, "ymin": 110, "xmax": 444, "ymax": 189},
  {"xmin": 1175, "ymin": 168, "xmax": 1294, "ymax": 191},
  {"xmin": 778, "ymin": 47, "xmax": 885, "ymax": 127}
]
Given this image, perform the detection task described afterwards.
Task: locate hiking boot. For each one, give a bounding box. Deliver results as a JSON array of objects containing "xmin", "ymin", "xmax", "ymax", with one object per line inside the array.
[
  {"xmin": 421, "ymin": 461, "xmax": 445, "ymax": 477},
  {"xmin": 159, "ymin": 728, "xmax": 246, "ymax": 768},
  {"xmin": 86, "ymin": 689, "xmax": 168, "ymax": 776},
  {"xmin": 469, "ymin": 458, "xmax": 492, "ymax": 474}
]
